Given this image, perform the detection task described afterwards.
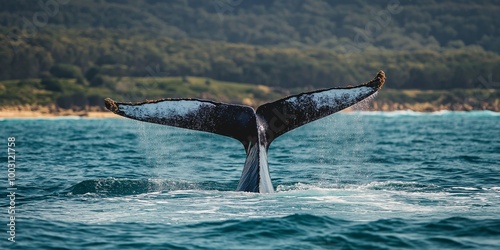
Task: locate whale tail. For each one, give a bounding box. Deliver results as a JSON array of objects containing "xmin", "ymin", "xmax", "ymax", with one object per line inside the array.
[{"xmin": 105, "ymin": 71, "xmax": 385, "ymax": 192}]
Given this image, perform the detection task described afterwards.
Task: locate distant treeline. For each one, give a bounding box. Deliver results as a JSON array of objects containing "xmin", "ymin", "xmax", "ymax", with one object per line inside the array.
[
  {"xmin": 1, "ymin": 30, "xmax": 499, "ymax": 89},
  {"xmin": 0, "ymin": 0, "xmax": 500, "ymax": 89},
  {"xmin": 2, "ymin": 0, "xmax": 500, "ymax": 52}
]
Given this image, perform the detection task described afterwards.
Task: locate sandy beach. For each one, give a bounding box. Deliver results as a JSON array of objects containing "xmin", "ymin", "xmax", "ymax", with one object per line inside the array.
[
  {"xmin": 0, "ymin": 111, "xmax": 119, "ymax": 119},
  {"xmin": 1, "ymin": 102, "xmax": 498, "ymax": 119},
  {"xmin": 0, "ymin": 105, "xmax": 119, "ymax": 119}
]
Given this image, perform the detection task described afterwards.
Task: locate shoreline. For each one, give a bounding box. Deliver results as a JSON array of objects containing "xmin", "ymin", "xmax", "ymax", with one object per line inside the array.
[
  {"xmin": 1, "ymin": 106, "xmax": 498, "ymax": 119},
  {"xmin": 0, "ymin": 110, "xmax": 119, "ymax": 119},
  {"xmin": 0, "ymin": 106, "xmax": 119, "ymax": 118},
  {"xmin": 1, "ymin": 98, "xmax": 499, "ymax": 118}
]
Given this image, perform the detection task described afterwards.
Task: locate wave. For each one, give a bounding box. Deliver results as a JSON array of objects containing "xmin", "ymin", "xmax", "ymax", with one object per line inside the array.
[
  {"xmin": 276, "ymin": 181, "xmax": 442, "ymax": 193},
  {"xmin": 345, "ymin": 110, "xmax": 500, "ymax": 117},
  {"xmin": 0, "ymin": 116, "xmax": 84, "ymax": 121},
  {"xmin": 69, "ymin": 178, "xmax": 496, "ymax": 197},
  {"xmin": 67, "ymin": 178, "xmax": 221, "ymax": 196},
  {"xmin": 14, "ymin": 215, "xmax": 500, "ymax": 250},
  {"xmin": 154, "ymin": 215, "xmax": 500, "ymax": 249},
  {"xmin": 183, "ymin": 215, "xmax": 500, "ymax": 249}
]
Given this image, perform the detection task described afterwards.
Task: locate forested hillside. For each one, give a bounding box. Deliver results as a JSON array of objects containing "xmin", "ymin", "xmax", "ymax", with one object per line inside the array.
[
  {"xmin": 0, "ymin": 0, "xmax": 499, "ymax": 110},
  {"xmin": 3, "ymin": 0, "xmax": 500, "ymax": 51}
]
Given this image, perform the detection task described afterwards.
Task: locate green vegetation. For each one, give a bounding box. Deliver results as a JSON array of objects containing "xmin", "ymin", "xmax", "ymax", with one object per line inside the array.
[
  {"xmin": 0, "ymin": 0, "xmax": 499, "ymax": 111},
  {"xmin": 1, "ymin": 76, "xmax": 497, "ymax": 112},
  {"xmin": 0, "ymin": 76, "xmax": 287, "ymax": 109},
  {"xmin": 374, "ymin": 89, "xmax": 499, "ymax": 111}
]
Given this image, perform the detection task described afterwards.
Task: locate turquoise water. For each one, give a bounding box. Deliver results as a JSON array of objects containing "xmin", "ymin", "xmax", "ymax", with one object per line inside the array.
[{"xmin": 1, "ymin": 111, "xmax": 499, "ymax": 249}]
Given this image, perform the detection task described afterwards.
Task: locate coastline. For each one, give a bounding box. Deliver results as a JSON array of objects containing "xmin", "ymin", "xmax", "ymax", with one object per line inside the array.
[
  {"xmin": 0, "ymin": 111, "xmax": 119, "ymax": 119},
  {"xmin": 0, "ymin": 106, "xmax": 119, "ymax": 119},
  {"xmin": 1, "ymin": 102, "xmax": 498, "ymax": 119}
]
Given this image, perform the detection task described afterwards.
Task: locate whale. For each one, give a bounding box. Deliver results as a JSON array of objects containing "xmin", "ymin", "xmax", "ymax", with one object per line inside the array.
[{"xmin": 104, "ymin": 71, "xmax": 385, "ymax": 193}]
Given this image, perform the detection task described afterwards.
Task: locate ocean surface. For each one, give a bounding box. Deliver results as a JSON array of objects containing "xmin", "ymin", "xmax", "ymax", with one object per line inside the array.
[{"xmin": 1, "ymin": 110, "xmax": 499, "ymax": 249}]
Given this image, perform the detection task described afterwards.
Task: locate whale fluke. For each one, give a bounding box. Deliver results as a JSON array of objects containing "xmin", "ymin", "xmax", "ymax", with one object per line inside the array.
[
  {"xmin": 105, "ymin": 97, "xmax": 258, "ymax": 151},
  {"xmin": 105, "ymin": 71, "xmax": 385, "ymax": 193}
]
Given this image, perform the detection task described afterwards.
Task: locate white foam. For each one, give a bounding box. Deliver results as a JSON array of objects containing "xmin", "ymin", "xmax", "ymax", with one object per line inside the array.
[
  {"xmin": 347, "ymin": 110, "xmax": 500, "ymax": 117},
  {"xmin": 451, "ymin": 187, "xmax": 480, "ymax": 191}
]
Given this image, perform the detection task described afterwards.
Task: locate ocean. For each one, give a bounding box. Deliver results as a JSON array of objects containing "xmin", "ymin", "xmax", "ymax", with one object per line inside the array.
[{"xmin": 1, "ymin": 111, "xmax": 499, "ymax": 249}]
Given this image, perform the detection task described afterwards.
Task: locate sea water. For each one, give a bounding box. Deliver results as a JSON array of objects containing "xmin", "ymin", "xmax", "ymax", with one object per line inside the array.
[{"xmin": 0, "ymin": 111, "xmax": 499, "ymax": 249}]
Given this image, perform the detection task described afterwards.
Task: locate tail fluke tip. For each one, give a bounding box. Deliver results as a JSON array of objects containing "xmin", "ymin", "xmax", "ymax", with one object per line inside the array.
[
  {"xmin": 366, "ymin": 70, "xmax": 386, "ymax": 89},
  {"xmin": 104, "ymin": 98, "xmax": 119, "ymax": 113}
]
